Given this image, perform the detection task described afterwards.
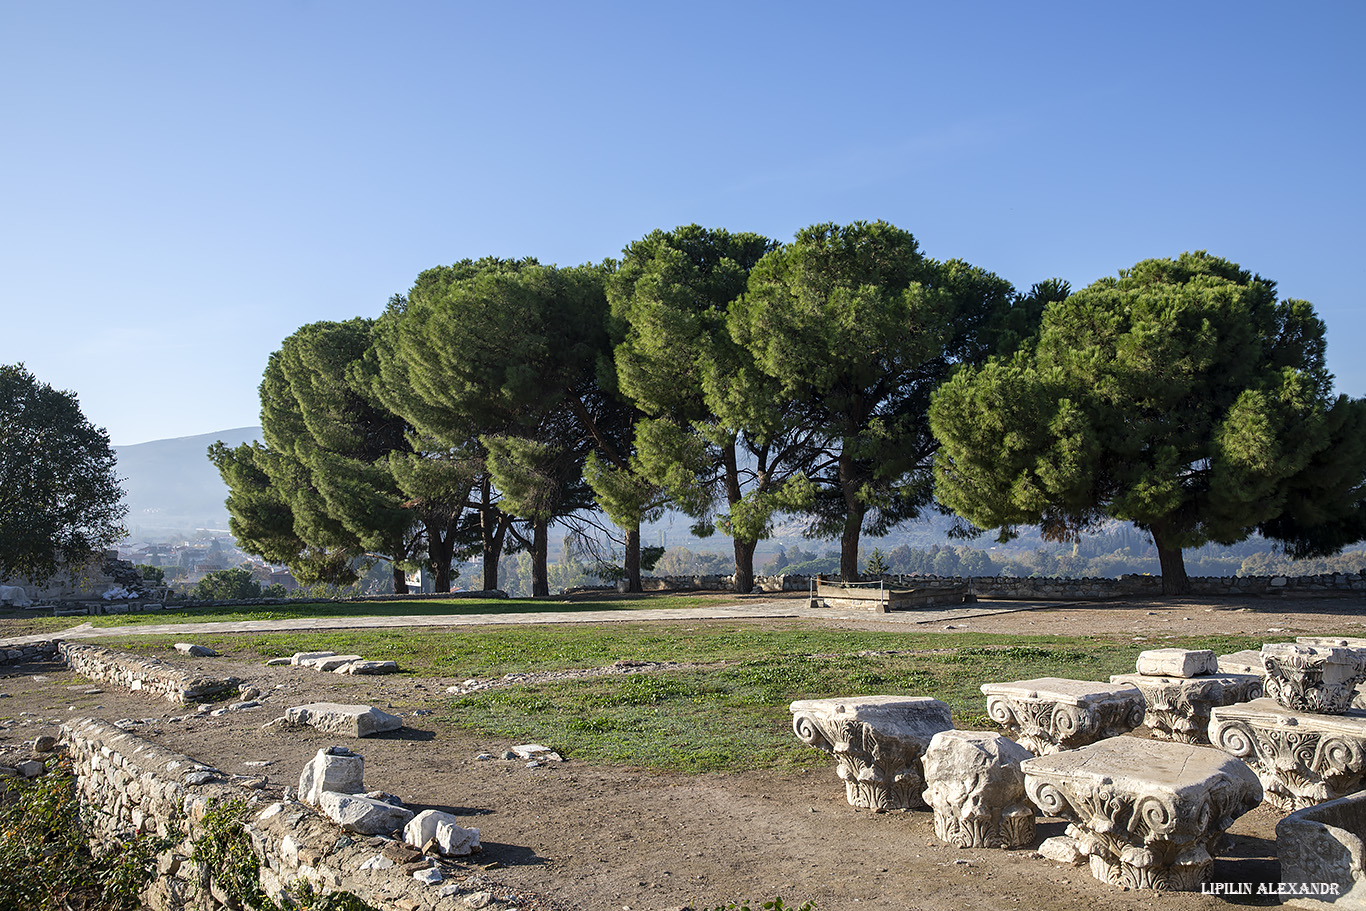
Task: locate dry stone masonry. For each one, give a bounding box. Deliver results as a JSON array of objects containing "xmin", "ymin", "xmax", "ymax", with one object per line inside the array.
[
  {"xmin": 59, "ymin": 642, "xmax": 241, "ymax": 704},
  {"xmin": 61, "ymin": 718, "xmax": 492, "ymax": 910}
]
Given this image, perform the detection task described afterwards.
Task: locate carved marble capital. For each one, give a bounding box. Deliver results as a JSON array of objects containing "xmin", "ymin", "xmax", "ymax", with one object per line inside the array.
[
  {"xmin": 790, "ymin": 696, "xmax": 953, "ymax": 810},
  {"xmin": 980, "ymin": 678, "xmax": 1145, "ymax": 755},
  {"xmin": 1110, "ymin": 673, "xmax": 1263, "ymax": 744},
  {"xmin": 1262, "ymin": 644, "xmax": 1366, "ymax": 715},
  {"xmin": 1023, "ymin": 738, "xmax": 1262, "ymax": 891},
  {"xmin": 1209, "ymin": 698, "xmax": 1366, "ymax": 812},
  {"xmin": 922, "ymin": 730, "xmax": 1036, "ymax": 849}
]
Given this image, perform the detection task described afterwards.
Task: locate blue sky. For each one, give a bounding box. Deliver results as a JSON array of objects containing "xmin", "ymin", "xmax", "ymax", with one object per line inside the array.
[{"xmin": 2, "ymin": 1, "xmax": 1362, "ymax": 445}]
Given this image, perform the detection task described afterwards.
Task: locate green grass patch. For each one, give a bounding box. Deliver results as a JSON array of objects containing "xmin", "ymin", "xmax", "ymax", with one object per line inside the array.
[{"xmin": 78, "ymin": 622, "xmax": 1277, "ymax": 772}]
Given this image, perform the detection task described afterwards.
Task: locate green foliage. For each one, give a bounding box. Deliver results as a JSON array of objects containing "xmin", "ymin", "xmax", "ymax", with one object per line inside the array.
[
  {"xmin": 731, "ymin": 222, "xmax": 1022, "ymax": 580},
  {"xmin": 863, "ymin": 547, "xmax": 889, "ymax": 576},
  {"xmin": 931, "ymin": 251, "xmax": 1366, "ymax": 594},
  {"xmin": 191, "ymin": 800, "xmax": 276, "ymax": 910},
  {"xmin": 0, "ymin": 758, "xmax": 176, "ymax": 911},
  {"xmin": 0, "ymin": 364, "xmax": 127, "ymax": 585},
  {"xmin": 191, "ymin": 799, "xmax": 377, "ymax": 911},
  {"xmin": 136, "ymin": 564, "xmax": 165, "ymax": 584},
  {"xmin": 193, "ymin": 566, "xmax": 264, "ymax": 600},
  {"xmin": 607, "ymin": 225, "xmax": 804, "ymax": 590}
]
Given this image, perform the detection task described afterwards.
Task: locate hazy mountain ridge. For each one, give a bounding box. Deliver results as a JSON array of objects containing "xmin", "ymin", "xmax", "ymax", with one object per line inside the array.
[{"xmin": 115, "ymin": 426, "xmax": 260, "ymax": 537}]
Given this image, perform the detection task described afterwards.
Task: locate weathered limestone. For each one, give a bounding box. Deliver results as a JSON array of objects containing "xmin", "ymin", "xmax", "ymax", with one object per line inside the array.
[
  {"xmin": 317, "ymin": 790, "xmax": 414, "ymax": 835},
  {"xmin": 1135, "ymin": 649, "xmax": 1218, "ymax": 679},
  {"xmin": 335, "ymin": 659, "xmax": 399, "ymax": 675},
  {"xmin": 1299, "ymin": 636, "xmax": 1366, "ymax": 651},
  {"xmin": 173, "ymin": 643, "xmax": 218, "ymax": 657},
  {"xmin": 61, "ymin": 718, "xmax": 475, "ymax": 909},
  {"xmin": 1210, "ymin": 697, "xmax": 1366, "ymax": 812},
  {"xmin": 1277, "ymin": 790, "xmax": 1366, "ymax": 909},
  {"xmin": 404, "ymin": 809, "xmax": 481, "ymax": 856},
  {"xmin": 284, "ymin": 703, "xmax": 403, "ymax": 738},
  {"xmin": 1109, "ymin": 672, "xmax": 1262, "ymax": 744},
  {"xmin": 1217, "ymin": 650, "xmax": 1265, "ymax": 676},
  {"xmin": 290, "ymin": 651, "xmax": 336, "ymax": 665},
  {"xmin": 1262, "ymin": 644, "xmax": 1366, "ymax": 715},
  {"xmin": 1023, "ymin": 737, "xmax": 1262, "ymax": 891},
  {"xmin": 789, "ymin": 695, "xmax": 953, "ymax": 809},
  {"xmin": 298, "ymin": 747, "xmax": 364, "ymax": 807},
  {"xmin": 60, "ymin": 642, "xmax": 240, "ymax": 704},
  {"xmin": 980, "ymin": 678, "xmax": 1145, "ymax": 755},
  {"xmin": 311, "ymin": 655, "xmax": 364, "ymax": 672},
  {"xmin": 921, "ymin": 730, "xmax": 1035, "ymax": 848}
]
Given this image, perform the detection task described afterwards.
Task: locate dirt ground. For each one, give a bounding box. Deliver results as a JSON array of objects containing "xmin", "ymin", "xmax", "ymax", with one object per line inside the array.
[{"xmin": 3, "ymin": 594, "xmax": 1365, "ymax": 911}]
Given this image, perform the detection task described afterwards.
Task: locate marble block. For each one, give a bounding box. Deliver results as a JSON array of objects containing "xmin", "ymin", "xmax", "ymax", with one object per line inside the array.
[
  {"xmin": 1210, "ymin": 698, "xmax": 1366, "ymax": 812},
  {"xmin": 1277, "ymin": 790, "xmax": 1366, "ymax": 910},
  {"xmin": 1217, "ymin": 650, "xmax": 1265, "ymax": 676},
  {"xmin": 1022, "ymin": 737, "xmax": 1262, "ymax": 891},
  {"xmin": 922, "ymin": 730, "xmax": 1036, "ymax": 848},
  {"xmin": 1262, "ymin": 644, "xmax": 1366, "ymax": 715},
  {"xmin": 1299, "ymin": 637, "xmax": 1366, "ymax": 650},
  {"xmin": 980, "ymin": 678, "xmax": 1145, "ymax": 755},
  {"xmin": 790, "ymin": 695, "xmax": 953, "ymax": 809},
  {"xmin": 1135, "ymin": 649, "xmax": 1218, "ymax": 678},
  {"xmin": 1110, "ymin": 672, "xmax": 1263, "ymax": 744}
]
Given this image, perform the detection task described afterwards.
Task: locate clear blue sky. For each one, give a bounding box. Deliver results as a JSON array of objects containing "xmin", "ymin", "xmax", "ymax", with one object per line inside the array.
[{"xmin": 3, "ymin": 1, "xmax": 1362, "ymax": 445}]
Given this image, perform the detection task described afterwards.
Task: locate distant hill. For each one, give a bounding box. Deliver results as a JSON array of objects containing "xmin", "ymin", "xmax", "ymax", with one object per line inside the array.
[{"xmin": 115, "ymin": 427, "xmax": 261, "ymax": 539}]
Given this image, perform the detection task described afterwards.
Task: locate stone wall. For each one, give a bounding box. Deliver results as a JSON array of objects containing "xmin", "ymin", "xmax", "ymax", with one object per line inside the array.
[
  {"xmin": 58, "ymin": 642, "xmax": 241, "ymax": 704},
  {"xmin": 61, "ymin": 718, "xmax": 471, "ymax": 910},
  {"xmin": 642, "ymin": 570, "xmax": 1366, "ymax": 600},
  {"xmin": 0, "ymin": 640, "xmax": 60, "ymax": 665}
]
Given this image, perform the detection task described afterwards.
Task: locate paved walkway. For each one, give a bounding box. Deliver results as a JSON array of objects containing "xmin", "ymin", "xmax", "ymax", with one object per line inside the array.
[{"xmin": 0, "ymin": 598, "xmax": 1061, "ymax": 646}]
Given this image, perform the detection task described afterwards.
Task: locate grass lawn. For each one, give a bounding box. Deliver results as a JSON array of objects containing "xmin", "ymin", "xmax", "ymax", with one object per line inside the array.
[{"xmin": 85, "ymin": 622, "xmax": 1275, "ymax": 773}]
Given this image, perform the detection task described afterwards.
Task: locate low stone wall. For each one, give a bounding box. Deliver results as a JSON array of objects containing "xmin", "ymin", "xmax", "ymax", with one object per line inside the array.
[
  {"xmin": 58, "ymin": 642, "xmax": 241, "ymax": 704},
  {"xmin": 0, "ymin": 640, "xmax": 60, "ymax": 665},
  {"xmin": 61, "ymin": 718, "xmax": 472, "ymax": 910},
  {"xmin": 642, "ymin": 570, "xmax": 1366, "ymax": 600}
]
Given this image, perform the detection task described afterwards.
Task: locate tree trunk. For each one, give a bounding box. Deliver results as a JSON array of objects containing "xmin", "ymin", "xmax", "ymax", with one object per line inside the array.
[
  {"xmin": 837, "ymin": 447, "xmax": 864, "ymax": 582},
  {"xmin": 624, "ymin": 525, "xmax": 642, "ymax": 593},
  {"xmin": 733, "ymin": 538, "xmax": 757, "ymax": 593},
  {"xmin": 532, "ymin": 519, "xmax": 549, "ymax": 597},
  {"xmin": 840, "ymin": 511, "xmax": 863, "ymax": 582},
  {"xmin": 1150, "ymin": 524, "xmax": 1190, "ymax": 596},
  {"xmin": 428, "ymin": 521, "xmax": 455, "ymax": 593},
  {"xmin": 392, "ymin": 564, "xmax": 409, "ymax": 595},
  {"xmin": 478, "ymin": 481, "xmax": 508, "ymax": 591}
]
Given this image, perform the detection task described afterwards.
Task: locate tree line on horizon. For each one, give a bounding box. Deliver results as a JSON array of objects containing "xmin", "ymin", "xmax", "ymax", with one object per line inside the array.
[{"xmin": 208, "ymin": 221, "xmax": 1366, "ymax": 597}]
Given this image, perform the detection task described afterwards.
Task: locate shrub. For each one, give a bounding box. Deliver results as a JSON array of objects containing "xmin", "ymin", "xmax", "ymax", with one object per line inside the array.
[
  {"xmin": 0, "ymin": 758, "xmax": 174, "ymax": 910},
  {"xmin": 193, "ymin": 567, "xmax": 263, "ymax": 601}
]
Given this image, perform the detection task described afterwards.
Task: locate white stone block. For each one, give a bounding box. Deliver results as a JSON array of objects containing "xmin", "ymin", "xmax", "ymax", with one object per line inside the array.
[
  {"xmin": 318, "ymin": 791, "xmax": 414, "ymax": 835},
  {"xmin": 404, "ymin": 809, "xmax": 481, "ymax": 856},
  {"xmin": 1136, "ymin": 648, "xmax": 1217, "ymax": 678},
  {"xmin": 298, "ymin": 748, "xmax": 364, "ymax": 807},
  {"xmin": 285, "ymin": 703, "xmax": 403, "ymax": 738},
  {"xmin": 1038, "ymin": 835, "xmax": 1085, "ymax": 865},
  {"xmin": 312, "ymin": 655, "xmax": 364, "ymax": 672}
]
